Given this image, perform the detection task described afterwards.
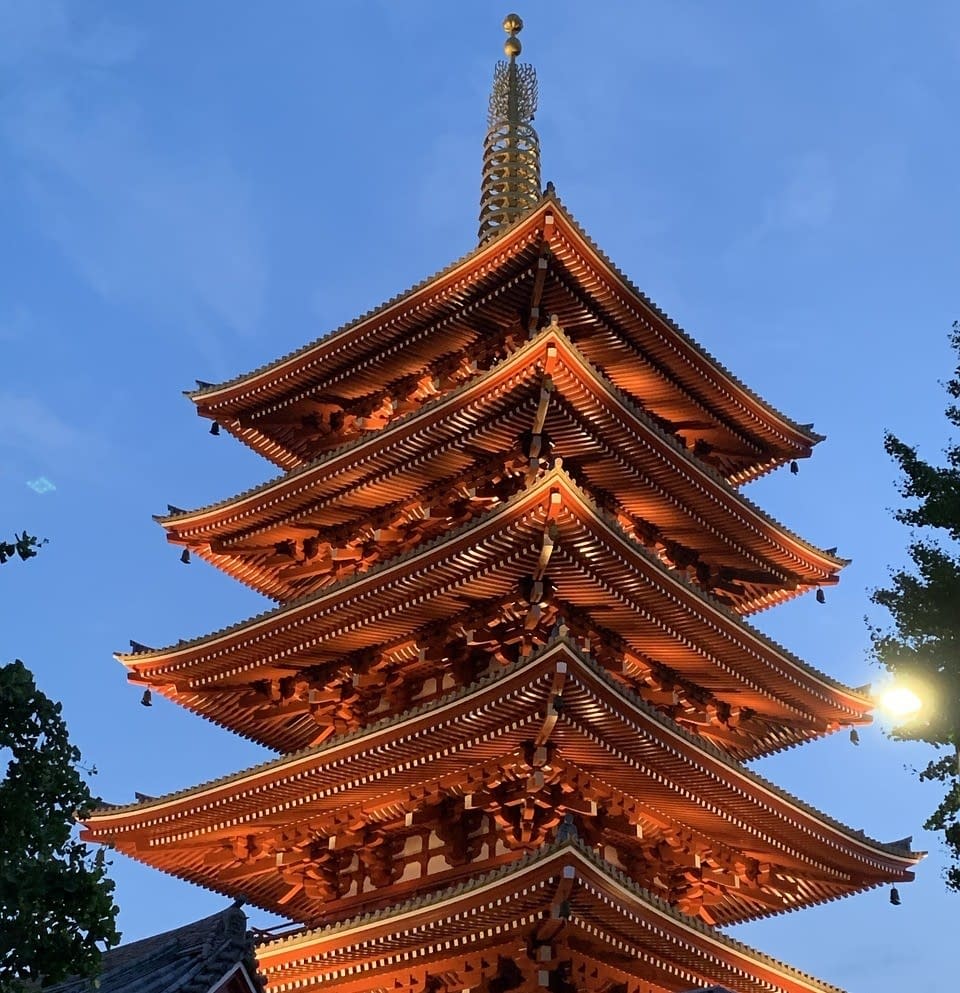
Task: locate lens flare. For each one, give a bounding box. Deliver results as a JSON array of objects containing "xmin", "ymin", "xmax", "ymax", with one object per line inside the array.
[{"xmin": 879, "ymin": 685, "xmax": 923, "ymax": 718}]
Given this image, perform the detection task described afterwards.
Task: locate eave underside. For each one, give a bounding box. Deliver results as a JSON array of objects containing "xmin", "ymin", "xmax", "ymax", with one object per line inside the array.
[
  {"xmin": 163, "ymin": 330, "xmax": 843, "ymax": 611},
  {"xmin": 86, "ymin": 641, "xmax": 916, "ymax": 929},
  {"xmin": 254, "ymin": 843, "xmax": 849, "ymax": 993},
  {"xmin": 124, "ymin": 471, "xmax": 869, "ymax": 758}
]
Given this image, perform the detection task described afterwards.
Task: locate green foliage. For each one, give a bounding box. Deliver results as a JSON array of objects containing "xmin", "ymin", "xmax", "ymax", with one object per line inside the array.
[
  {"xmin": 871, "ymin": 321, "xmax": 960, "ymax": 891},
  {"xmin": 0, "ymin": 660, "xmax": 120, "ymax": 988},
  {"xmin": 0, "ymin": 533, "xmax": 46, "ymax": 565}
]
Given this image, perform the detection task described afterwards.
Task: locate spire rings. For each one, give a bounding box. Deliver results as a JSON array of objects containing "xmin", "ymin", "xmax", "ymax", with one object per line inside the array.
[
  {"xmin": 478, "ymin": 18, "xmax": 542, "ymax": 244},
  {"xmin": 479, "ymin": 118, "xmax": 542, "ymax": 242}
]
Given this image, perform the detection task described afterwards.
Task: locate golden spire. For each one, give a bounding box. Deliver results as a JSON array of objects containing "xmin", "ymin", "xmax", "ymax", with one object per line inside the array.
[{"xmin": 478, "ymin": 13, "xmax": 542, "ymax": 244}]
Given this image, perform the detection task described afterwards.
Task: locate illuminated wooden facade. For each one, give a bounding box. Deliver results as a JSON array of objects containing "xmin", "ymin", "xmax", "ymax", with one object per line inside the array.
[{"xmin": 84, "ymin": 16, "xmax": 919, "ymax": 993}]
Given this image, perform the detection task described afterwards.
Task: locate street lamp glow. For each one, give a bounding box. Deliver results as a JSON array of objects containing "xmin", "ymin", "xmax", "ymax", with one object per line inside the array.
[{"xmin": 879, "ymin": 685, "xmax": 923, "ymax": 718}]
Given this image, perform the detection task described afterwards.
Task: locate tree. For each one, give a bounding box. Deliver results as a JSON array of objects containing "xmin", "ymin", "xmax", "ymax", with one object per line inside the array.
[
  {"xmin": 0, "ymin": 532, "xmax": 46, "ymax": 565},
  {"xmin": 1, "ymin": 537, "xmax": 120, "ymax": 988},
  {"xmin": 870, "ymin": 321, "xmax": 960, "ymax": 891},
  {"xmin": 0, "ymin": 662, "xmax": 121, "ymax": 989}
]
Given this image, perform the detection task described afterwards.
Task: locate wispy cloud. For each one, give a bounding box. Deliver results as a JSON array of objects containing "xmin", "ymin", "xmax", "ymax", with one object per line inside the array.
[
  {"xmin": 766, "ymin": 153, "xmax": 837, "ymax": 231},
  {"xmin": 722, "ymin": 152, "xmax": 838, "ymax": 269},
  {"xmin": 0, "ymin": 1, "xmax": 266, "ymax": 338},
  {"xmin": 0, "ymin": 0, "xmax": 139, "ymax": 70},
  {"xmin": 0, "ymin": 387, "xmax": 113, "ymax": 492},
  {"xmin": 0, "ymin": 391, "xmax": 84, "ymax": 453}
]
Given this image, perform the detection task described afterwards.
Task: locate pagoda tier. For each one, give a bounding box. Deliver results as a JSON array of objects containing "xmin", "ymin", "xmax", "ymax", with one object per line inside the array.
[
  {"xmin": 85, "ymin": 639, "xmax": 918, "ymax": 930},
  {"xmin": 188, "ymin": 195, "xmax": 820, "ymax": 484},
  {"xmin": 254, "ymin": 842, "xmax": 850, "ymax": 993},
  {"xmin": 123, "ymin": 468, "xmax": 870, "ymax": 759},
  {"xmin": 161, "ymin": 325, "xmax": 845, "ymax": 613}
]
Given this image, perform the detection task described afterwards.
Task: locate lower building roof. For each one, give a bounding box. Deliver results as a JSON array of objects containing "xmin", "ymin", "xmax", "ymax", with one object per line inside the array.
[{"xmin": 42, "ymin": 904, "xmax": 259, "ymax": 993}]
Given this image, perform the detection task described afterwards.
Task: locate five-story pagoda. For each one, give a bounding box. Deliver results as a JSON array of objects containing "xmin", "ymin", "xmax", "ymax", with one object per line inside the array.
[{"xmin": 84, "ymin": 16, "xmax": 921, "ymax": 993}]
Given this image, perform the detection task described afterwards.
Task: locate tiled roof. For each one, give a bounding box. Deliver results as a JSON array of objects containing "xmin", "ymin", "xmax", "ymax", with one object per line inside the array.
[
  {"xmin": 190, "ymin": 189, "xmax": 820, "ymax": 447},
  {"xmin": 43, "ymin": 905, "xmax": 258, "ymax": 993},
  {"xmin": 258, "ymin": 840, "xmax": 847, "ymax": 993},
  {"xmin": 92, "ymin": 637, "xmax": 920, "ymax": 870},
  {"xmin": 161, "ymin": 326, "xmax": 846, "ymax": 575}
]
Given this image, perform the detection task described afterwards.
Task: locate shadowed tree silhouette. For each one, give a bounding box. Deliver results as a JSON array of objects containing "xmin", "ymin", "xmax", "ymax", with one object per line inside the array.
[{"xmin": 871, "ymin": 321, "xmax": 960, "ymax": 891}]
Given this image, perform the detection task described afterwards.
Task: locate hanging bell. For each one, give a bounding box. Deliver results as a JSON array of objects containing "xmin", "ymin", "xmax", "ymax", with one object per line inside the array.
[
  {"xmin": 849, "ymin": 728, "xmax": 860, "ymax": 745},
  {"xmin": 180, "ymin": 549, "xmax": 191, "ymax": 564},
  {"xmin": 890, "ymin": 886, "xmax": 901, "ymax": 906},
  {"xmin": 210, "ymin": 421, "xmax": 220, "ymax": 436},
  {"xmin": 140, "ymin": 689, "xmax": 153, "ymax": 708},
  {"xmin": 790, "ymin": 460, "xmax": 799, "ymax": 475},
  {"xmin": 816, "ymin": 588, "xmax": 826, "ymax": 604}
]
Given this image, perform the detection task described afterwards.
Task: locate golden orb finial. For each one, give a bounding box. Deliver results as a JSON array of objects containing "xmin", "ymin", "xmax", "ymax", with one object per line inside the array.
[{"xmin": 503, "ymin": 13, "xmax": 523, "ymax": 58}]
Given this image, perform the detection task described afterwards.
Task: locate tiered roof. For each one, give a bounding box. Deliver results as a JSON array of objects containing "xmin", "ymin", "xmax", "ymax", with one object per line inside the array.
[
  {"xmin": 89, "ymin": 17, "xmax": 919, "ymax": 993},
  {"xmin": 125, "ymin": 466, "xmax": 866, "ymax": 759},
  {"xmin": 188, "ymin": 196, "xmax": 820, "ymax": 484},
  {"xmin": 254, "ymin": 843, "xmax": 851, "ymax": 993},
  {"xmin": 161, "ymin": 324, "xmax": 844, "ymax": 613},
  {"xmin": 86, "ymin": 639, "xmax": 916, "ymax": 932}
]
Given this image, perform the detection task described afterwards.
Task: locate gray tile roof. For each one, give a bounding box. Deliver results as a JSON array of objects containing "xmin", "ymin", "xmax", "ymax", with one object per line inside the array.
[{"xmin": 43, "ymin": 905, "xmax": 258, "ymax": 993}]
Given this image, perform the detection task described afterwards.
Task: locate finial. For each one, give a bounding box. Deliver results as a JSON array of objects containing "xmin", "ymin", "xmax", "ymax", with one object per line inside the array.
[
  {"xmin": 478, "ymin": 13, "xmax": 542, "ymax": 244},
  {"xmin": 503, "ymin": 13, "xmax": 523, "ymax": 58}
]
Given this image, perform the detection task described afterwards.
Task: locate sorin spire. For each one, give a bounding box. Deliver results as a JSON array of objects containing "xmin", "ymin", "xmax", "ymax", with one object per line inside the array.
[{"xmin": 478, "ymin": 13, "xmax": 542, "ymax": 244}]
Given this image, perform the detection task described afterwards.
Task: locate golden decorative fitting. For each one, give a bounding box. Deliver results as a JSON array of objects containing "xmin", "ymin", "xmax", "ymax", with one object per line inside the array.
[
  {"xmin": 503, "ymin": 13, "xmax": 523, "ymax": 58},
  {"xmin": 479, "ymin": 13, "xmax": 542, "ymax": 244}
]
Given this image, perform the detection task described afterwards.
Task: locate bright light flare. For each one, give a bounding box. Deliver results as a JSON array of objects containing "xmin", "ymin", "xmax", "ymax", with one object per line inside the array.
[{"xmin": 879, "ymin": 685, "xmax": 923, "ymax": 719}]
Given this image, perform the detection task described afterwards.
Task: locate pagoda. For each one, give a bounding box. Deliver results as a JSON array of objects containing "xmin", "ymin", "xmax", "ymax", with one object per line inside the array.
[{"xmin": 84, "ymin": 16, "xmax": 921, "ymax": 993}]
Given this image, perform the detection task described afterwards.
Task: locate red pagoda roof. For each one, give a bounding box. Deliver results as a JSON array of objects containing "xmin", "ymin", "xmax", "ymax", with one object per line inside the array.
[
  {"xmin": 189, "ymin": 193, "xmax": 820, "ymax": 482},
  {"xmin": 164, "ymin": 327, "xmax": 844, "ymax": 611},
  {"xmin": 86, "ymin": 640, "xmax": 917, "ymax": 929},
  {"xmin": 123, "ymin": 469, "xmax": 870, "ymax": 758},
  {"xmin": 255, "ymin": 842, "xmax": 851, "ymax": 993},
  {"xmin": 85, "ymin": 18, "xmax": 920, "ymax": 993}
]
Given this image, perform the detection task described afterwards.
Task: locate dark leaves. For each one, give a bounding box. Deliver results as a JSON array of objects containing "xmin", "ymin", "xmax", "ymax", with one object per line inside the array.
[
  {"xmin": 0, "ymin": 660, "xmax": 120, "ymax": 989},
  {"xmin": 0, "ymin": 533, "xmax": 47, "ymax": 565},
  {"xmin": 871, "ymin": 321, "xmax": 960, "ymax": 892}
]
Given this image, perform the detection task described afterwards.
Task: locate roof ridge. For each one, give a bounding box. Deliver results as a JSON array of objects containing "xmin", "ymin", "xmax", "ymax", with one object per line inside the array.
[
  {"xmin": 41, "ymin": 906, "xmax": 250, "ymax": 993},
  {"xmin": 159, "ymin": 331, "xmax": 552, "ymax": 526},
  {"xmin": 550, "ymin": 328, "xmax": 845, "ymax": 568},
  {"xmin": 188, "ymin": 203, "xmax": 549, "ymax": 403},
  {"xmin": 544, "ymin": 190, "xmax": 823, "ymax": 445},
  {"xmin": 545, "ymin": 462, "xmax": 865, "ymax": 703},
  {"xmin": 122, "ymin": 469, "xmax": 559, "ymax": 662}
]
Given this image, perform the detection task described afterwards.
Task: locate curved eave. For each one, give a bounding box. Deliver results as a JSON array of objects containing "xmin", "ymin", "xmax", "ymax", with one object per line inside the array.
[
  {"xmin": 542, "ymin": 193, "xmax": 822, "ymax": 457},
  {"xmin": 123, "ymin": 468, "xmax": 872, "ymax": 739},
  {"xmin": 86, "ymin": 640, "xmax": 920, "ymax": 890},
  {"xmin": 190, "ymin": 192, "xmax": 819, "ymax": 471},
  {"xmin": 255, "ymin": 843, "xmax": 849, "ymax": 993},
  {"xmin": 188, "ymin": 208, "xmax": 544, "ymax": 406},
  {"xmin": 166, "ymin": 329, "xmax": 845, "ymax": 598}
]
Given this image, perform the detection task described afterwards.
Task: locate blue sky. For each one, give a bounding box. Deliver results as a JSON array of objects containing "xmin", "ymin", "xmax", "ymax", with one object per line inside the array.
[{"xmin": 2, "ymin": 1, "xmax": 959, "ymax": 989}]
